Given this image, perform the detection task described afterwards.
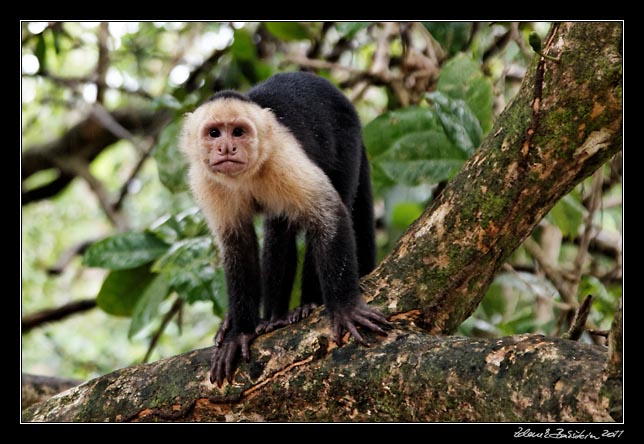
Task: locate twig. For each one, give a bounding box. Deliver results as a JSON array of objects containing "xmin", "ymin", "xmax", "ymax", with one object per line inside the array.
[
  {"xmin": 22, "ymin": 299, "xmax": 97, "ymax": 333},
  {"xmin": 142, "ymin": 297, "xmax": 184, "ymax": 364},
  {"xmin": 113, "ymin": 139, "xmax": 156, "ymax": 211},
  {"xmin": 96, "ymin": 23, "xmax": 109, "ymax": 104},
  {"xmin": 563, "ymin": 295, "xmax": 593, "ymax": 340},
  {"xmin": 28, "ymin": 72, "xmax": 154, "ymax": 100},
  {"xmin": 46, "ymin": 239, "xmax": 98, "ymax": 275},
  {"xmin": 500, "ymin": 263, "xmax": 571, "ymax": 311},
  {"xmin": 523, "ymin": 237, "xmax": 576, "ymax": 307},
  {"xmin": 587, "ymin": 329, "xmax": 609, "ymax": 338},
  {"xmin": 90, "ymin": 103, "xmax": 137, "ymax": 143},
  {"xmin": 53, "ymin": 156, "xmax": 127, "ymax": 230}
]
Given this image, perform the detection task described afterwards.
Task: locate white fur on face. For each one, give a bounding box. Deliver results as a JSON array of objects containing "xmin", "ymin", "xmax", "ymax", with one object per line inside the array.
[{"xmin": 179, "ymin": 97, "xmax": 341, "ymax": 246}]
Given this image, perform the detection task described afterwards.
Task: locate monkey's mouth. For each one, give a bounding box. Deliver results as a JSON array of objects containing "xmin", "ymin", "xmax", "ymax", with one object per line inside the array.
[{"xmin": 209, "ymin": 158, "xmax": 247, "ymax": 176}]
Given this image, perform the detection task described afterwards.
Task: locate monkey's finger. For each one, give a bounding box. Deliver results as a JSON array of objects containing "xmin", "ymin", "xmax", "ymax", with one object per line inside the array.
[
  {"xmin": 241, "ymin": 338, "xmax": 251, "ymax": 362},
  {"xmin": 332, "ymin": 322, "xmax": 345, "ymax": 346},
  {"xmin": 353, "ymin": 314, "xmax": 388, "ymax": 336},
  {"xmin": 345, "ymin": 322, "xmax": 368, "ymax": 347},
  {"xmin": 360, "ymin": 308, "xmax": 393, "ymax": 328}
]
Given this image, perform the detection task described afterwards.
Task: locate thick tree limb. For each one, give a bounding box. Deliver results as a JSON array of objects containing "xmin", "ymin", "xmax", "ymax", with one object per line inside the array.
[
  {"xmin": 21, "ymin": 374, "xmax": 82, "ymax": 410},
  {"xmin": 362, "ymin": 22, "xmax": 622, "ymax": 335},
  {"xmin": 23, "ymin": 331, "xmax": 612, "ymax": 422}
]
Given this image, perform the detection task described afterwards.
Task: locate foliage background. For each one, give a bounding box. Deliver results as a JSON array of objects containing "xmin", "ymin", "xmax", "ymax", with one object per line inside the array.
[{"xmin": 21, "ymin": 22, "xmax": 622, "ymax": 381}]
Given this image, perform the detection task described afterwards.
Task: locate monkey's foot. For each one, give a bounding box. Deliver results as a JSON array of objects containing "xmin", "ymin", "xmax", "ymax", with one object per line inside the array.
[
  {"xmin": 210, "ymin": 331, "xmax": 257, "ymax": 387},
  {"xmin": 329, "ymin": 300, "xmax": 392, "ymax": 347},
  {"xmin": 255, "ymin": 303, "xmax": 319, "ymax": 335}
]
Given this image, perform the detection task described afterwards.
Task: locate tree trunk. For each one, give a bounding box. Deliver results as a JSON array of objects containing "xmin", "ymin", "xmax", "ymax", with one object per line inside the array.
[{"xmin": 22, "ymin": 22, "xmax": 622, "ymax": 423}]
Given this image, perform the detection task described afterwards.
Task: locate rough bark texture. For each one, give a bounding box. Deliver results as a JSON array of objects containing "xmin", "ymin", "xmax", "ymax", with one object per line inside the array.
[
  {"xmin": 23, "ymin": 329, "xmax": 611, "ymax": 422},
  {"xmin": 363, "ymin": 22, "xmax": 622, "ymax": 335},
  {"xmin": 21, "ymin": 374, "xmax": 82, "ymax": 410},
  {"xmin": 22, "ymin": 22, "xmax": 622, "ymax": 423}
]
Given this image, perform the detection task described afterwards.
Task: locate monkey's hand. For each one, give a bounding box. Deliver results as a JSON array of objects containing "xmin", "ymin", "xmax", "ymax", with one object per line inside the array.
[
  {"xmin": 213, "ymin": 312, "xmax": 232, "ymax": 348},
  {"xmin": 329, "ymin": 299, "xmax": 391, "ymax": 347},
  {"xmin": 210, "ymin": 332, "xmax": 257, "ymax": 387},
  {"xmin": 255, "ymin": 303, "xmax": 319, "ymax": 335}
]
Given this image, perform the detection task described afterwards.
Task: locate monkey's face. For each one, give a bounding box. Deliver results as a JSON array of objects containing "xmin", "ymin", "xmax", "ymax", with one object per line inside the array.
[
  {"xmin": 200, "ymin": 116, "xmax": 257, "ymax": 177},
  {"xmin": 183, "ymin": 99, "xmax": 266, "ymax": 181}
]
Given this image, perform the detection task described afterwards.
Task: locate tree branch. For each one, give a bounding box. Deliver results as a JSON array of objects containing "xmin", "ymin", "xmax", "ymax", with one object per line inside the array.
[
  {"xmin": 363, "ymin": 22, "xmax": 622, "ymax": 335},
  {"xmin": 563, "ymin": 294, "xmax": 593, "ymax": 340},
  {"xmin": 22, "ymin": 299, "xmax": 97, "ymax": 333},
  {"xmin": 22, "ymin": 332, "xmax": 614, "ymax": 422},
  {"xmin": 22, "ymin": 108, "xmax": 167, "ymax": 205}
]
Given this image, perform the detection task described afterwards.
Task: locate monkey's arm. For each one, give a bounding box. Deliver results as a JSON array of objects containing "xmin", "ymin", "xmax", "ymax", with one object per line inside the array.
[
  {"xmin": 310, "ymin": 203, "xmax": 391, "ymax": 346},
  {"xmin": 210, "ymin": 222, "xmax": 262, "ymax": 386}
]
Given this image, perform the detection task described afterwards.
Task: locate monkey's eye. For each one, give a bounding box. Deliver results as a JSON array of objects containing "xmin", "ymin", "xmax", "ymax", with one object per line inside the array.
[
  {"xmin": 209, "ymin": 128, "xmax": 221, "ymax": 138},
  {"xmin": 232, "ymin": 127, "xmax": 245, "ymax": 137}
]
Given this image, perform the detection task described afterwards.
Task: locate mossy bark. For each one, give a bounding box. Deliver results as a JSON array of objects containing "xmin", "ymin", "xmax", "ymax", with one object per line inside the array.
[
  {"xmin": 363, "ymin": 22, "xmax": 622, "ymax": 335},
  {"xmin": 22, "ymin": 22, "xmax": 622, "ymax": 423},
  {"xmin": 23, "ymin": 329, "xmax": 612, "ymax": 422}
]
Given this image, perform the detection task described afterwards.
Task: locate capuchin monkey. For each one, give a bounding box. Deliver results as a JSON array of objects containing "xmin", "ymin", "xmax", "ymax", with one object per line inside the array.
[{"xmin": 180, "ymin": 72, "xmax": 391, "ymax": 387}]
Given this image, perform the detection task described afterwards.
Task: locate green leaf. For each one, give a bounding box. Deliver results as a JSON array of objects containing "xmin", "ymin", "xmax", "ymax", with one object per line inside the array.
[
  {"xmin": 35, "ymin": 34, "xmax": 47, "ymax": 72},
  {"xmin": 265, "ymin": 22, "xmax": 310, "ymax": 41},
  {"xmin": 379, "ymin": 159, "xmax": 465, "ymax": 186},
  {"xmin": 335, "ymin": 22, "xmax": 370, "ymax": 39},
  {"xmin": 148, "ymin": 208, "xmax": 208, "ymax": 244},
  {"xmin": 436, "ymin": 54, "xmax": 494, "ymax": 134},
  {"xmin": 128, "ymin": 273, "xmax": 171, "ymax": 338},
  {"xmin": 83, "ymin": 232, "xmax": 170, "ymax": 270},
  {"xmin": 480, "ymin": 280, "xmax": 507, "ymax": 319},
  {"xmin": 547, "ymin": 194, "xmax": 585, "ymax": 238},
  {"xmin": 153, "ymin": 117, "xmax": 189, "ymax": 193},
  {"xmin": 152, "ymin": 237, "xmax": 225, "ymax": 310},
  {"xmin": 423, "ymin": 22, "xmax": 472, "ymax": 56},
  {"xmin": 374, "ymin": 129, "xmax": 467, "ymax": 185},
  {"xmin": 363, "ymin": 106, "xmax": 440, "ymax": 157},
  {"xmin": 231, "ymin": 28, "xmax": 256, "ymax": 61},
  {"xmin": 436, "ymin": 54, "xmax": 480, "ymax": 100},
  {"xmin": 391, "ymin": 202, "xmax": 424, "ymax": 230},
  {"xmin": 465, "ymin": 77, "xmax": 494, "ymax": 134},
  {"xmin": 428, "ymin": 91, "xmax": 483, "ymax": 156},
  {"xmin": 96, "ymin": 266, "xmax": 156, "ymax": 317}
]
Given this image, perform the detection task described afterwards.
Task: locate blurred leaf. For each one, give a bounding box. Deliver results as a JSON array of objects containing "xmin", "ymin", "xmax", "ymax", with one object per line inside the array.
[
  {"xmin": 152, "ymin": 94, "xmax": 182, "ymax": 111},
  {"xmin": 499, "ymin": 305, "xmax": 537, "ymax": 334},
  {"xmin": 128, "ymin": 273, "xmax": 171, "ymax": 338},
  {"xmin": 96, "ymin": 266, "xmax": 156, "ymax": 317},
  {"xmin": 376, "ymin": 128, "xmax": 466, "ymax": 185},
  {"xmin": 436, "ymin": 54, "xmax": 494, "ymax": 133},
  {"xmin": 465, "ymin": 77, "xmax": 494, "ymax": 133},
  {"xmin": 35, "ymin": 34, "xmax": 47, "ymax": 72},
  {"xmin": 153, "ymin": 118, "xmax": 189, "ymax": 193},
  {"xmin": 335, "ymin": 22, "xmax": 370, "ymax": 38},
  {"xmin": 423, "ymin": 22, "xmax": 472, "ymax": 56},
  {"xmin": 149, "ymin": 207, "xmax": 208, "ymax": 245},
  {"xmin": 363, "ymin": 106, "xmax": 440, "ymax": 157},
  {"xmin": 391, "ymin": 202, "xmax": 424, "ymax": 230},
  {"xmin": 480, "ymin": 280, "xmax": 506, "ymax": 319},
  {"xmin": 83, "ymin": 232, "xmax": 169, "ymax": 270},
  {"xmin": 428, "ymin": 91, "xmax": 482, "ymax": 156},
  {"xmin": 152, "ymin": 237, "xmax": 225, "ymax": 310},
  {"xmin": 547, "ymin": 194, "xmax": 585, "ymax": 238},
  {"xmin": 578, "ymin": 276, "xmax": 610, "ymax": 305},
  {"xmin": 436, "ymin": 54, "xmax": 480, "ymax": 99},
  {"xmin": 231, "ymin": 28, "xmax": 256, "ymax": 61},
  {"xmin": 265, "ymin": 22, "xmax": 310, "ymax": 41}
]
